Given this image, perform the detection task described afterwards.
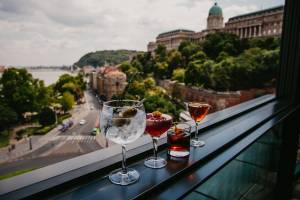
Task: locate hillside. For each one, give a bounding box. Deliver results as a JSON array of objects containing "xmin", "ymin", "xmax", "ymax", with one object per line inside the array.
[{"xmin": 74, "ymin": 50, "xmax": 142, "ymax": 67}]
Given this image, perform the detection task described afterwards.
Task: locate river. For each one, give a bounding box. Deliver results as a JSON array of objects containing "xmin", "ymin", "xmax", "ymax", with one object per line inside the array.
[{"xmin": 28, "ymin": 70, "xmax": 74, "ymax": 86}]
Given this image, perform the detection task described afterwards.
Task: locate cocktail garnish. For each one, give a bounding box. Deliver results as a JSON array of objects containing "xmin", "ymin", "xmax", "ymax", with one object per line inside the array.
[
  {"xmin": 122, "ymin": 107, "xmax": 137, "ymax": 118},
  {"xmin": 152, "ymin": 111, "xmax": 162, "ymax": 118}
]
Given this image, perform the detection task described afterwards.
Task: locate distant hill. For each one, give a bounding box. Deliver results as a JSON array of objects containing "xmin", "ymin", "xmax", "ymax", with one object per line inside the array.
[{"xmin": 74, "ymin": 50, "xmax": 142, "ymax": 68}]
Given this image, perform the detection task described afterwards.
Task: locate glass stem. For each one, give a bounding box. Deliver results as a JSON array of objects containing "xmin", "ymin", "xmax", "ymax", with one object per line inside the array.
[
  {"xmin": 194, "ymin": 121, "xmax": 199, "ymax": 141},
  {"xmin": 153, "ymin": 137, "xmax": 158, "ymax": 160},
  {"xmin": 121, "ymin": 145, "xmax": 127, "ymax": 174}
]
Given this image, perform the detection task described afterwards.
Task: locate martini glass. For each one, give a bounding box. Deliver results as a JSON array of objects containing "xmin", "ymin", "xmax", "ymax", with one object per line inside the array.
[
  {"xmin": 144, "ymin": 112, "xmax": 172, "ymax": 168},
  {"xmin": 100, "ymin": 100, "xmax": 146, "ymax": 185},
  {"xmin": 188, "ymin": 102, "xmax": 211, "ymax": 147}
]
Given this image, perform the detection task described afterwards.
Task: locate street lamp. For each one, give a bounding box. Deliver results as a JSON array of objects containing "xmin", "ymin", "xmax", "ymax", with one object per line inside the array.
[{"xmin": 25, "ymin": 134, "xmax": 32, "ymax": 150}]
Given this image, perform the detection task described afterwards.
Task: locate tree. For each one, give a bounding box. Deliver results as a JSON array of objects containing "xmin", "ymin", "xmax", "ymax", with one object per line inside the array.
[
  {"xmin": 202, "ymin": 32, "xmax": 248, "ymax": 59},
  {"xmin": 172, "ymin": 68, "xmax": 185, "ymax": 83},
  {"xmin": 155, "ymin": 45, "xmax": 167, "ymax": 62},
  {"xmin": 119, "ymin": 62, "xmax": 139, "ymax": 78},
  {"xmin": 167, "ymin": 50, "xmax": 182, "ymax": 72},
  {"xmin": 184, "ymin": 62, "xmax": 201, "ymax": 86},
  {"xmin": 178, "ymin": 41, "xmax": 201, "ymax": 66},
  {"xmin": 61, "ymin": 92, "xmax": 75, "ymax": 112},
  {"xmin": 0, "ymin": 68, "xmax": 49, "ymax": 117},
  {"xmin": 154, "ymin": 62, "xmax": 169, "ymax": 79},
  {"xmin": 211, "ymin": 59, "xmax": 233, "ymax": 91},
  {"xmin": 144, "ymin": 94, "xmax": 180, "ymax": 120},
  {"xmin": 0, "ymin": 102, "xmax": 18, "ymax": 131},
  {"xmin": 39, "ymin": 107, "xmax": 56, "ymax": 126},
  {"xmin": 54, "ymin": 74, "xmax": 85, "ymax": 101}
]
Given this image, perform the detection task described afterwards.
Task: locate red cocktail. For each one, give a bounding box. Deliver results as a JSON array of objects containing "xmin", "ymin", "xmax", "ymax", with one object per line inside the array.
[{"xmin": 144, "ymin": 111, "xmax": 172, "ymax": 168}]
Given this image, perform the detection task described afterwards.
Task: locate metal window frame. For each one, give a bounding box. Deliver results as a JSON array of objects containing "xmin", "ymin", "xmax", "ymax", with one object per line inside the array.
[{"xmin": 1, "ymin": 0, "xmax": 300, "ymax": 199}]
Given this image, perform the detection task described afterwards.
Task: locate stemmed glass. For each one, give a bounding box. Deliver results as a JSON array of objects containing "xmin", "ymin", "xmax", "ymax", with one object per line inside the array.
[
  {"xmin": 100, "ymin": 100, "xmax": 146, "ymax": 185},
  {"xmin": 188, "ymin": 102, "xmax": 211, "ymax": 147},
  {"xmin": 144, "ymin": 112, "xmax": 172, "ymax": 168}
]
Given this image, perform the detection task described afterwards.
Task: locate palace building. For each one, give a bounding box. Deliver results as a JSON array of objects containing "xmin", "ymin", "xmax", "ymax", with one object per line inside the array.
[{"xmin": 147, "ymin": 2, "xmax": 284, "ymax": 53}]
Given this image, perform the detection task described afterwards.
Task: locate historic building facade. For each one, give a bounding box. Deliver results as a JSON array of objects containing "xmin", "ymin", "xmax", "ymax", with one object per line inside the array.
[
  {"xmin": 96, "ymin": 66, "xmax": 127, "ymax": 100},
  {"xmin": 147, "ymin": 3, "xmax": 284, "ymax": 53},
  {"xmin": 224, "ymin": 5, "xmax": 283, "ymax": 39}
]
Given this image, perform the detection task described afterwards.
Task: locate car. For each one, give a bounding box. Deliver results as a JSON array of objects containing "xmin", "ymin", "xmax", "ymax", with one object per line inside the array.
[
  {"xmin": 79, "ymin": 119, "xmax": 86, "ymax": 125},
  {"xmin": 91, "ymin": 128, "xmax": 99, "ymax": 136}
]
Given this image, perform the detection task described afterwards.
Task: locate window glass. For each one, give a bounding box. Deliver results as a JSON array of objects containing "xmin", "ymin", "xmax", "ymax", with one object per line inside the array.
[{"xmin": 0, "ymin": 0, "xmax": 284, "ymax": 181}]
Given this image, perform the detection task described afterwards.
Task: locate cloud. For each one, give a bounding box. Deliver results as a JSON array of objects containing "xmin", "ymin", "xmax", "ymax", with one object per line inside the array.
[{"xmin": 0, "ymin": 0, "xmax": 283, "ymax": 66}]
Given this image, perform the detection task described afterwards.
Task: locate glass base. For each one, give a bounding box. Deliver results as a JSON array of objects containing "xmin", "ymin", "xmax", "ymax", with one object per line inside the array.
[
  {"xmin": 191, "ymin": 139, "xmax": 205, "ymax": 147},
  {"xmin": 168, "ymin": 150, "xmax": 190, "ymax": 157},
  {"xmin": 109, "ymin": 168, "xmax": 140, "ymax": 185},
  {"xmin": 144, "ymin": 156, "xmax": 167, "ymax": 169}
]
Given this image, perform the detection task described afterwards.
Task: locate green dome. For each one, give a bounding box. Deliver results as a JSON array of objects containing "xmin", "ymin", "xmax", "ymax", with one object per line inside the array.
[{"xmin": 209, "ymin": 2, "xmax": 223, "ymax": 16}]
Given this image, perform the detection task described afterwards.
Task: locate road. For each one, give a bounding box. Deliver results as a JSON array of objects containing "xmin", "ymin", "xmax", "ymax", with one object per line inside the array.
[{"xmin": 0, "ymin": 89, "xmax": 105, "ymax": 175}]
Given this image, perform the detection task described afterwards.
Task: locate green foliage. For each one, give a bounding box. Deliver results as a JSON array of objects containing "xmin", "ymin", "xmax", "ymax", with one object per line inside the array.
[
  {"xmin": 0, "ymin": 130, "xmax": 11, "ymax": 148},
  {"xmin": 39, "ymin": 107, "xmax": 56, "ymax": 126},
  {"xmin": 248, "ymin": 37, "xmax": 281, "ymax": 50},
  {"xmin": 54, "ymin": 74, "xmax": 85, "ymax": 101},
  {"xmin": 155, "ymin": 45, "xmax": 167, "ymax": 62},
  {"xmin": 61, "ymin": 92, "xmax": 75, "ymax": 112},
  {"xmin": 178, "ymin": 41, "xmax": 201, "ymax": 66},
  {"xmin": 113, "ymin": 33, "xmax": 280, "ymax": 120},
  {"xmin": 202, "ymin": 32, "xmax": 248, "ymax": 59},
  {"xmin": 0, "ymin": 68, "xmax": 50, "ymax": 117},
  {"xmin": 0, "ymin": 168, "xmax": 37, "ymax": 180},
  {"xmin": 172, "ymin": 68, "xmax": 185, "ymax": 83},
  {"xmin": 154, "ymin": 62, "xmax": 169, "ymax": 79},
  {"xmin": 0, "ymin": 101, "xmax": 18, "ymax": 131},
  {"xmin": 75, "ymin": 50, "xmax": 140, "ymax": 67},
  {"xmin": 119, "ymin": 62, "xmax": 139, "ymax": 78},
  {"xmin": 144, "ymin": 95, "xmax": 180, "ymax": 120}
]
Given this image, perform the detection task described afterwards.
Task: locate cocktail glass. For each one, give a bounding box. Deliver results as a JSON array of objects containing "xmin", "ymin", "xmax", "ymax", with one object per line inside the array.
[
  {"xmin": 100, "ymin": 100, "xmax": 146, "ymax": 185},
  {"xmin": 188, "ymin": 102, "xmax": 211, "ymax": 147},
  {"xmin": 144, "ymin": 112, "xmax": 172, "ymax": 169}
]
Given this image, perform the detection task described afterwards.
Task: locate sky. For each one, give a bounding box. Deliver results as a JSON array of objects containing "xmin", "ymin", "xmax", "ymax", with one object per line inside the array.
[{"xmin": 0, "ymin": 0, "xmax": 284, "ymax": 66}]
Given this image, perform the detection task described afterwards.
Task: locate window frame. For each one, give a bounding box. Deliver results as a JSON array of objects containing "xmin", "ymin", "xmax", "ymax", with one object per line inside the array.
[{"xmin": 1, "ymin": 0, "xmax": 300, "ymax": 199}]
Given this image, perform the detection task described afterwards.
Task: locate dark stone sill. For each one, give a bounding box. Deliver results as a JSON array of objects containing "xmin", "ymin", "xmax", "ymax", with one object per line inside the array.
[{"xmin": 0, "ymin": 95, "xmax": 282, "ymax": 200}]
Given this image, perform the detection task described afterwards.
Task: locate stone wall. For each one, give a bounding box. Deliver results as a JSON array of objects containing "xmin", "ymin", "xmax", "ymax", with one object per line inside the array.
[{"xmin": 158, "ymin": 80, "xmax": 275, "ymax": 112}]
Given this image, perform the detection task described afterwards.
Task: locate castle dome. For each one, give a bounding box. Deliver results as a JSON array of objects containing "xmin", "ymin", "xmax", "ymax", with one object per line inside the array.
[{"xmin": 209, "ymin": 2, "xmax": 223, "ymax": 16}]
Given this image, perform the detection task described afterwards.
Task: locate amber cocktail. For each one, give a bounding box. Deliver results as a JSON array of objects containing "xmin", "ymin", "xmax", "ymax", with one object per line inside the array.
[
  {"xmin": 188, "ymin": 102, "xmax": 211, "ymax": 147},
  {"xmin": 167, "ymin": 123, "xmax": 191, "ymax": 157}
]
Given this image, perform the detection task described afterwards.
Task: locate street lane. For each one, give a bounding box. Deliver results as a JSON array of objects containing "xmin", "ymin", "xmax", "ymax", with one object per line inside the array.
[{"xmin": 0, "ymin": 89, "xmax": 104, "ymax": 175}]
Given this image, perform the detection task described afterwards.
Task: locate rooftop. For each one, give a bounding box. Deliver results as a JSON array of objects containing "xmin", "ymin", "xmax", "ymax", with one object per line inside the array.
[
  {"xmin": 209, "ymin": 2, "xmax": 223, "ymax": 16},
  {"xmin": 157, "ymin": 29, "xmax": 195, "ymax": 38}
]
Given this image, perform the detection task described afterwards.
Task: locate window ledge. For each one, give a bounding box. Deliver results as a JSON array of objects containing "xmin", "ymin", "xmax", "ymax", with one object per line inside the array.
[{"xmin": 1, "ymin": 94, "xmax": 294, "ymax": 200}]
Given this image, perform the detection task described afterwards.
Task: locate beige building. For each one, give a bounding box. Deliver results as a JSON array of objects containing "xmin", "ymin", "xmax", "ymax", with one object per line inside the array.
[
  {"xmin": 147, "ymin": 3, "xmax": 284, "ymax": 53},
  {"xmin": 0, "ymin": 65, "xmax": 5, "ymax": 73},
  {"xmin": 96, "ymin": 66, "xmax": 127, "ymax": 100},
  {"xmin": 89, "ymin": 67, "xmax": 101, "ymax": 91},
  {"xmin": 148, "ymin": 29, "xmax": 195, "ymax": 52},
  {"xmin": 224, "ymin": 5, "xmax": 283, "ymax": 38}
]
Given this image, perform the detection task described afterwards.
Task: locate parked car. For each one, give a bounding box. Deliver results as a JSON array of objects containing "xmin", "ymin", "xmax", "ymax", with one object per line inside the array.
[
  {"xmin": 91, "ymin": 128, "xmax": 99, "ymax": 136},
  {"xmin": 79, "ymin": 119, "xmax": 86, "ymax": 125}
]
